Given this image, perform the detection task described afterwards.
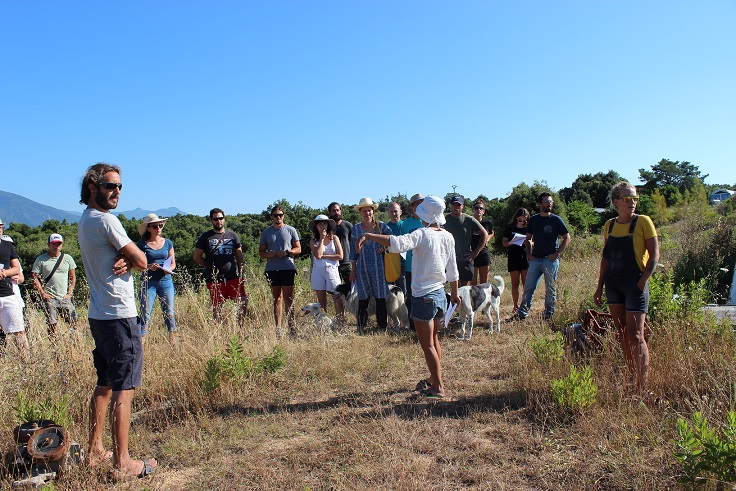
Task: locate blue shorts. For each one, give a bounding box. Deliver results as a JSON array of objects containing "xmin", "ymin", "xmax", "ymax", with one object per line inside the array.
[
  {"xmin": 411, "ymin": 288, "xmax": 447, "ymax": 322},
  {"xmin": 605, "ymin": 274, "xmax": 649, "ymax": 313},
  {"xmin": 89, "ymin": 317, "xmax": 143, "ymax": 391}
]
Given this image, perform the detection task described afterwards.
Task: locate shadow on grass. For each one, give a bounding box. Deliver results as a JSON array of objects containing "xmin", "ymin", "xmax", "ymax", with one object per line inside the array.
[{"xmin": 215, "ymin": 387, "xmax": 528, "ymax": 421}]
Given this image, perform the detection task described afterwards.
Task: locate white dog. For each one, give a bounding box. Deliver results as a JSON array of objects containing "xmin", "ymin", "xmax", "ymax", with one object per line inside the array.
[
  {"xmin": 333, "ymin": 283, "xmax": 409, "ymax": 334},
  {"xmin": 300, "ymin": 303, "xmax": 335, "ymax": 333},
  {"xmin": 455, "ymin": 276, "xmax": 505, "ymax": 340}
]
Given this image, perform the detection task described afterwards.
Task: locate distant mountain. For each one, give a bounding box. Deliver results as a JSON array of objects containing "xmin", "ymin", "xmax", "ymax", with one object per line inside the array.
[
  {"xmin": 113, "ymin": 207, "xmax": 187, "ymax": 219},
  {"xmin": 0, "ymin": 189, "xmax": 187, "ymax": 227},
  {"xmin": 0, "ymin": 189, "xmax": 81, "ymax": 227}
]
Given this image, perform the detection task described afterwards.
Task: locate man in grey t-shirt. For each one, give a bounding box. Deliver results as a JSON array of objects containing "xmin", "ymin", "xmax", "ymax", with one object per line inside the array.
[
  {"xmin": 77, "ymin": 163, "xmax": 157, "ymax": 479},
  {"xmin": 32, "ymin": 233, "xmax": 78, "ymax": 335},
  {"xmin": 444, "ymin": 195, "xmax": 488, "ymax": 287}
]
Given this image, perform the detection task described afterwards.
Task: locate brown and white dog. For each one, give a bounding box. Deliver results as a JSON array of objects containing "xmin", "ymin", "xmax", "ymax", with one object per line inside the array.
[{"xmin": 455, "ymin": 276, "xmax": 505, "ymax": 340}]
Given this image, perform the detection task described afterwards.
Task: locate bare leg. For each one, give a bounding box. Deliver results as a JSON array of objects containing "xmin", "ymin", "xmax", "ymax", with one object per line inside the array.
[
  {"xmin": 628, "ymin": 311, "xmax": 650, "ymax": 392},
  {"xmin": 478, "ymin": 265, "xmax": 489, "ymax": 285},
  {"xmin": 271, "ymin": 286, "xmax": 283, "ymax": 330},
  {"xmin": 110, "ymin": 389, "xmax": 158, "ymax": 479},
  {"xmin": 237, "ymin": 294, "xmax": 248, "ymax": 324},
  {"xmin": 332, "ymin": 293, "xmax": 345, "ymax": 322},
  {"xmin": 510, "ymin": 270, "xmax": 521, "ymax": 309},
  {"xmin": 316, "ymin": 290, "xmax": 328, "ymax": 311},
  {"xmin": 283, "ymin": 285, "xmax": 295, "ymax": 329},
  {"xmin": 415, "ymin": 318, "xmax": 444, "ymax": 396},
  {"xmin": 88, "ymin": 385, "xmax": 112, "ymax": 466},
  {"xmin": 609, "ymin": 304, "xmax": 636, "ymax": 386}
]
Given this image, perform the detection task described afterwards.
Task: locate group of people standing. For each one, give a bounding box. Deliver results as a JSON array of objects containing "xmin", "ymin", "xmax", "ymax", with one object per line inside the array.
[{"xmin": 0, "ymin": 163, "xmax": 660, "ymax": 481}]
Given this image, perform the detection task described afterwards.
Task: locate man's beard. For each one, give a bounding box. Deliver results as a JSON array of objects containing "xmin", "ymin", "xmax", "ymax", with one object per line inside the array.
[
  {"xmin": 330, "ymin": 213, "xmax": 341, "ymax": 221},
  {"xmin": 94, "ymin": 191, "xmax": 117, "ymax": 210}
]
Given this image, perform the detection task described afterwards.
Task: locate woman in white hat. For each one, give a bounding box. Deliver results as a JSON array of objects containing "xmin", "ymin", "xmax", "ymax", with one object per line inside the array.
[
  {"xmin": 309, "ymin": 214, "xmax": 344, "ymax": 314},
  {"xmin": 136, "ymin": 213, "xmax": 177, "ymax": 344},
  {"xmin": 349, "ymin": 197, "xmax": 393, "ymax": 333},
  {"xmin": 357, "ymin": 196, "xmax": 460, "ymax": 398}
]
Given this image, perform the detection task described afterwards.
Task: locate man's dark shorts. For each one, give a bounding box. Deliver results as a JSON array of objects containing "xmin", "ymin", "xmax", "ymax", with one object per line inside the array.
[
  {"xmin": 605, "ymin": 274, "xmax": 649, "ymax": 313},
  {"xmin": 457, "ymin": 258, "xmax": 474, "ymax": 282},
  {"xmin": 89, "ymin": 317, "xmax": 143, "ymax": 391},
  {"xmin": 265, "ymin": 270, "xmax": 296, "ymax": 287}
]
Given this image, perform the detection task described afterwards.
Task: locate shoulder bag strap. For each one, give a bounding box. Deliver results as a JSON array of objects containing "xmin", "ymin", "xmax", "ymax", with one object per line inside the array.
[{"xmin": 43, "ymin": 252, "xmax": 64, "ymax": 285}]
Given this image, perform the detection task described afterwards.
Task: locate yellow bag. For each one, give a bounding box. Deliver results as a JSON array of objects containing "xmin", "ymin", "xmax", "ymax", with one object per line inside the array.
[{"xmin": 377, "ymin": 221, "xmax": 402, "ymax": 282}]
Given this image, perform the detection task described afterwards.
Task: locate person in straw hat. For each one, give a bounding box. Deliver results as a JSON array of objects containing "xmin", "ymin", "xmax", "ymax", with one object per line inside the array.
[
  {"xmin": 136, "ymin": 213, "xmax": 177, "ymax": 345},
  {"xmin": 309, "ymin": 214, "xmax": 344, "ymax": 316},
  {"xmin": 349, "ymin": 197, "xmax": 393, "ymax": 333},
  {"xmin": 357, "ymin": 195, "xmax": 460, "ymax": 398}
]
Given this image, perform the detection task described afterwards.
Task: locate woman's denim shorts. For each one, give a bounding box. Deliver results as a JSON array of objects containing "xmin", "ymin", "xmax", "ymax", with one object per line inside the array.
[{"xmin": 411, "ymin": 288, "xmax": 447, "ymax": 322}]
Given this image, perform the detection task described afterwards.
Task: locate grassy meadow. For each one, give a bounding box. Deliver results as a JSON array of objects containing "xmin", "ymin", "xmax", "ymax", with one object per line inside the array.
[{"xmin": 1, "ymin": 218, "xmax": 736, "ymax": 490}]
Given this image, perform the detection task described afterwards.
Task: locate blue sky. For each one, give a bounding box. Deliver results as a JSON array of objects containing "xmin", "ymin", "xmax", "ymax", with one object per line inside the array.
[{"xmin": 1, "ymin": 1, "xmax": 733, "ymax": 217}]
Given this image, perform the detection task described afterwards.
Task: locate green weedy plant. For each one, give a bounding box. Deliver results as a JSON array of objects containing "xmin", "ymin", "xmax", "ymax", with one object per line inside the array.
[
  {"xmin": 551, "ymin": 365, "xmax": 597, "ymax": 410},
  {"xmin": 14, "ymin": 392, "xmax": 71, "ymax": 428},
  {"xmin": 530, "ymin": 332, "xmax": 565, "ymax": 365},
  {"xmin": 202, "ymin": 336, "xmax": 287, "ymax": 395},
  {"xmin": 673, "ymin": 411, "xmax": 736, "ymax": 486}
]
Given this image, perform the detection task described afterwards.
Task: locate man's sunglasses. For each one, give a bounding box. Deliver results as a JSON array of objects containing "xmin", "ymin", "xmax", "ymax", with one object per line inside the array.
[
  {"xmin": 98, "ymin": 182, "xmax": 123, "ymax": 191},
  {"xmin": 211, "ymin": 216, "xmax": 225, "ymax": 221},
  {"xmin": 473, "ymin": 206, "xmax": 484, "ymax": 210},
  {"xmin": 272, "ymin": 213, "xmax": 284, "ymax": 217}
]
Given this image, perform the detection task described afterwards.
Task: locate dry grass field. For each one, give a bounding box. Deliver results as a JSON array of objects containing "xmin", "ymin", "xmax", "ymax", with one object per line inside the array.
[{"xmin": 1, "ymin": 233, "xmax": 735, "ymax": 490}]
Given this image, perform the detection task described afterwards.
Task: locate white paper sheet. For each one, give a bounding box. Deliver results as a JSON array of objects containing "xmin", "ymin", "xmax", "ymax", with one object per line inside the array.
[
  {"xmin": 509, "ymin": 233, "xmax": 527, "ymax": 246},
  {"xmin": 160, "ymin": 256, "xmax": 175, "ymax": 274},
  {"xmin": 444, "ymin": 301, "xmax": 457, "ymax": 327}
]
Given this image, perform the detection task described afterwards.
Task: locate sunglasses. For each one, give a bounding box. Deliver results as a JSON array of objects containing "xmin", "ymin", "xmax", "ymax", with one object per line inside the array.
[
  {"xmin": 98, "ymin": 182, "xmax": 123, "ymax": 191},
  {"xmin": 516, "ymin": 218, "xmax": 527, "ymax": 222},
  {"xmin": 148, "ymin": 223, "xmax": 164, "ymax": 229},
  {"xmin": 473, "ymin": 206, "xmax": 484, "ymax": 210},
  {"xmin": 619, "ymin": 195, "xmax": 639, "ymax": 203},
  {"xmin": 211, "ymin": 216, "xmax": 225, "ymax": 221},
  {"xmin": 272, "ymin": 213, "xmax": 284, "ymax": 217}
]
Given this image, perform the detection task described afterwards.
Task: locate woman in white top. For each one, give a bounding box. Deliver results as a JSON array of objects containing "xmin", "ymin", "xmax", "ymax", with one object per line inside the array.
[
  {"xmin": 309, "ymin": 215, "xmax": 344, "ymax": 315},
  {"xmin": 358, "ymin": 196, "xmax": 460, "ymax": 399}
]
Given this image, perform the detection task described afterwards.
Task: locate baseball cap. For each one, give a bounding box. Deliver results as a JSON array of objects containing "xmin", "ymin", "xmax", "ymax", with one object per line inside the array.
[
  {"xmin": 451, "ymin": 195, "xmax": 465, "ymax": 205},
  {"xmin": 49, "ymin": 233, "xmax": 64, "ymax": 243}
]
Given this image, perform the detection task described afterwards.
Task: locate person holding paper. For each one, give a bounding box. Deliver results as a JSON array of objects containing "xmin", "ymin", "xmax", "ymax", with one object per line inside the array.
[
  {"xmin": 502, "ymin": 208, "xmax": 530, "ymax": 313},
  {"xmin": 136, "ymin": 213, "xmax": 177, "ymax": 344},
  {"xmin": 357, "ymin": 195, "xmax": 459, "ymax": 399}
]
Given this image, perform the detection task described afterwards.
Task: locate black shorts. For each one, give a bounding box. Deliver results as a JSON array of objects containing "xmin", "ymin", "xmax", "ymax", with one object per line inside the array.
[
  {"xmin": 457, "ymin": 258, "xmax": 474, "ymax": 282},
  {"xmin": 508, "ymin": 255, "xmax": 529, "ymax": 272},
  {"xmin": 89, "ymin": 317, "xmax": 143, "ymax": 391},
  {"xmin": 473, "ymin": 249, "xmax": 491, "ymax": 267},
  {"xmin": 605, "ymin": 274, "xmax": 649, "ymax": 313},
  {"xmin": 265, "ymin": 269, "xmax": 296, "ymax": 287}
]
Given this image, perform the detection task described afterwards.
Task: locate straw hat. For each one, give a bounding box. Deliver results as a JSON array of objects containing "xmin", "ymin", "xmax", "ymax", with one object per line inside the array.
[
  {"xmin": 138, "ymin": 213, "xmax": 168, "ymax": 235},
  {"xmin": 354, "ymin": 197, "xmax": 378, "ymax": 212},
  {"xmin": 416, "ymin": 196, "xmax": 446, "ymax": 226},
  {"xmin": 308, "ymin": 214, "xmax": 337, "ymax": 233},
  {"xmin": 408, "ymin": 194, "xmax": 424, "ymax": 206}
]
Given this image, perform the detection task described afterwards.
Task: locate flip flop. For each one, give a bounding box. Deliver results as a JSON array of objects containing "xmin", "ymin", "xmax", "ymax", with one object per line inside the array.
[
  {"xmin": 138, "ymin": 458, "xmax": 157, "ymax": 478},
  {"xmin": 112, "ymin": 458, "xmax": 157, "ymax": 482},
  {"xmin": 410, "ymin": 387, "xmax": 444, "ymax": 400}
]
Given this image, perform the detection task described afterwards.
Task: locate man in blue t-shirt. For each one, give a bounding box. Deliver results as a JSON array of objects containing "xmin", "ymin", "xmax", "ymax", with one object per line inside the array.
[
  {"xmin": 386, "ymin": 201, "xmax": 407, "ymax": 295},
  {"xmin": 515, "ymin": 192, "xmax": 571, "ymax": 321}
]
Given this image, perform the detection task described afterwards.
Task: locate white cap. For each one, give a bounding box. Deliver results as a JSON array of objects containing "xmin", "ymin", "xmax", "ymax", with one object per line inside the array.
[{"xmin": 49, "ymin": 233, "xmax": 64, "ymax": 243}]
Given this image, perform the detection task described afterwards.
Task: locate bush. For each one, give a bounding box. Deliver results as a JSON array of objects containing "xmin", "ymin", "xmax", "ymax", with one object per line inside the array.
[
  {"xmin": 673, "ymin": 411, "xmax": 736, "ymax": 485},
  {"xmin": 551, "ymin": 365, "xmax": 597, "ymax": 410},
  {"xmin": 530, "ymin": 332, "xmax": 564, "ymax": 365}
]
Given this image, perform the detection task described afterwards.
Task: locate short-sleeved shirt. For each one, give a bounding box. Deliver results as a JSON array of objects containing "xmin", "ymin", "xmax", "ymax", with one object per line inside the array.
[
  {"xmin": 334, "ymin": 220, "xmax": 353, "ymax": 266},
  {"xmin": 504, "ymin": 224, "xmax": 527, "ymax": 263},
  {"xmin": 386, "ymin": 221, "xmax": 405, "ymax": 267},
  {"xmin": 444, "ymin": 213, "xmax": 483, "ymax": 260},
  {"xmin": 137, "ymin": 238, "xmax": 174, "ymax": 283},
  {"xmin": 527, "ymin": 214, "xmax": 570, "ymax": 258},
  {"xmin": 195, "ymin": 230, "xmax": 243, "ymax": 282},
  {"xmin": 260, "ymin": 225, "xmax": 299, "ymax": 272},
  {"xmin": 388, "ymin": 227, "xmax": 459, "ymax": 297},
  {"xmin": 401, "ymin": 216, "xmax": 424, "ymax": 272},
  {"xmin": 32, "ymin": 252, "xmax": 77, "ymax": 300},
  {"xmin": 0, "ymin": 239, "xmax": 19, "ymax": 297},
  {"xmin": 78, "ymin": 208, "xmax": 136, "ymax": 320},
  {"xmin": 471, "ymin": 218, "xmax": 493, "ymax": 250},
  {"xmin": 603, "ymin": 215, "xmax": 658, "ymax": 272}
]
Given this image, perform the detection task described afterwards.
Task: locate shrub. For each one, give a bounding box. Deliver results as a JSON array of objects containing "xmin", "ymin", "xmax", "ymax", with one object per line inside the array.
[
  {"xmin": 14, "ymin": 392, "xmax": 71, "ymax": 428},
  {"xmin": 530, "ymin": 332, "xmax": 564, "ymax": 365},
  {"xmin": 673, "ymin": 411, "xmax": 736, "ymax": 485},
  {"xmin": 551, "ymin": 365, "xmax": 597, "ymax": 410}
]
